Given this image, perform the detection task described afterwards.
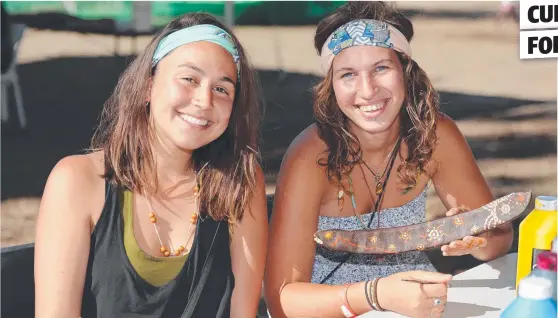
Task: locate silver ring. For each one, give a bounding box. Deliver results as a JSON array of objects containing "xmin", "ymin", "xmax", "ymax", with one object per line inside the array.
[{"xmin": 433, "ymin": 297, "xmax": 442, "ymax": 306}]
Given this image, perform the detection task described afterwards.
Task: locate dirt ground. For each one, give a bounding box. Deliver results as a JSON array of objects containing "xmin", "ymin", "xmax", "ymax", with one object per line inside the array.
[{"xmin": 2, "ymin": 5, "xmax": 556, "ymax": 248}]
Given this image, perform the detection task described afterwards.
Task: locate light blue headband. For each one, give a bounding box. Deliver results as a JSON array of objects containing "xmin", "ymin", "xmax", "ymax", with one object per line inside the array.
[{"xmin": 152, "ymin": 24, "xmax": 240, "ymax": 76}]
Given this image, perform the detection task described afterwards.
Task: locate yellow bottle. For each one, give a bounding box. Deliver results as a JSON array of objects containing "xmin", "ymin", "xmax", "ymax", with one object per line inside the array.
[{"xmin": 516, "ymin": 196, "xmax": 557, "ymax": 288}]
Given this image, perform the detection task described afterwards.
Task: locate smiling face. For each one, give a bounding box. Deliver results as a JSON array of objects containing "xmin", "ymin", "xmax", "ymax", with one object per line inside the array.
[
  {"xmin": 331, "ymin": 45, "xmax": 406, "ymax": 135},
  {"xmin": 148, "ymin": 41, "xmax": 237, "ymax": 153}
]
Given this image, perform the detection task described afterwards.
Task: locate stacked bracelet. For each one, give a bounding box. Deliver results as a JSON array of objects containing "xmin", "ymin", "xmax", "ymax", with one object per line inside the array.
[
  {"xmin": 364, "ymin": 280, "xmax": 374, "ymax": 310},
  {"xmin": 364, "ymin": 278, "xmax": 385, "ymax": 312},
  {"xmin": 370, "ymin": 277, "xmax": 385, "ymax": 311}
]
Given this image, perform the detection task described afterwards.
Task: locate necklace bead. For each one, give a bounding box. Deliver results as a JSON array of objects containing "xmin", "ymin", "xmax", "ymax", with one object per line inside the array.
[{"xmin": 375, "ymin": 182, "xmax": 384, "ymax": 195}]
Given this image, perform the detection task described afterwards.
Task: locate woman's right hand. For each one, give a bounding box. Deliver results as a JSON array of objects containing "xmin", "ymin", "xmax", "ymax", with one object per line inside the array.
[{"xmin": 376, "ymin": 271, "xmax": 452, "ymax": 318}]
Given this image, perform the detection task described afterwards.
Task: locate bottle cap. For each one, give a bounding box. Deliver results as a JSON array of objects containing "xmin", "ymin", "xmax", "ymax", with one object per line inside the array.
[
  {"xmin": 518, "ymin": 276, "xmax": 553, "ymax": 300},
  {"xmin": 536, "ymin": 252, "xmax": 557, "ymax": 272},
  {"xmin": 534, "ymin": 196, "xmax": 557, "ymax": 211}
]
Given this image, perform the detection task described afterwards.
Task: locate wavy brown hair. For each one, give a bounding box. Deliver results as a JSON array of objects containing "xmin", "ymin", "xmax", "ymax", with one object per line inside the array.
[
  {"xmin": 91, "ymin": 13, "xmax": 262, "ymax": 224},
  {"xmin": 313, "ymin": 2, "xmax": 440, "ymax": 193}
]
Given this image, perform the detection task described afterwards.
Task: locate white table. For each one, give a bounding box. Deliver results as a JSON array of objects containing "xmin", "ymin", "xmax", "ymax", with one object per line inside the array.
[{"xmin": 360, "ymin": 253, "xmax": 518, "ymax": 317}]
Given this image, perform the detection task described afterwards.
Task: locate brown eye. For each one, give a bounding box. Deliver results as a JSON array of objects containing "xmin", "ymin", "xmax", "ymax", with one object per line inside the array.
[
  {"xmin": 182, "ymin": 77, "xmax": 196, "ymax": 84},
  {"xmin": 215, "ymin": 87, "xmax": 229, "ymax": 95}
]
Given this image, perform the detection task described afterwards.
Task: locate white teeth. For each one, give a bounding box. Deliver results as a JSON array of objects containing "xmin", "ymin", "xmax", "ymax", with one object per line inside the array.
[
  {"xmin": 360, "ymin": 102, "xmax": 384, "ymax": 112},
  {"xmin": 180, "ymin": 114, "xmax": 208, "ymax": 126}
]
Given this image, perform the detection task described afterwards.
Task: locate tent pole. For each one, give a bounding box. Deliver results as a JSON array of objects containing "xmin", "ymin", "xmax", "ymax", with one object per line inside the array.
[{"xmin": 224, "ymin": 1, "xmax": 235, "ymax": 29}]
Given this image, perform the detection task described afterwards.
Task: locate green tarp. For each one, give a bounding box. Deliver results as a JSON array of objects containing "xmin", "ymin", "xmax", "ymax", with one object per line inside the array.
[{"xmin": 4, "ymin": 1, "xmax": 347, "ymax": 26}]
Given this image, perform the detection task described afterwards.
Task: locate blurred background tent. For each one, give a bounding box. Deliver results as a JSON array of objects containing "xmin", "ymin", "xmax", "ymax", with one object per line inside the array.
[{"xmin": 4, "ymin": 1, "xmax": 347, "ymax": 33}]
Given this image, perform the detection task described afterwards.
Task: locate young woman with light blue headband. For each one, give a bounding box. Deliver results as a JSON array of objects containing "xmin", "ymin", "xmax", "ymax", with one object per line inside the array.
[
  {"xmin": 265, "ymin": 2, "xmax": 513, "ymax": 317},
  {"xmin": 35, "ymin": 13, "xmax": 267, "ymax": 317}
]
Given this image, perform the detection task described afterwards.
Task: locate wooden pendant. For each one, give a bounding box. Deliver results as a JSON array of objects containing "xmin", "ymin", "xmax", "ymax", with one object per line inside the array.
[{"xmin": 375, "ymin": 182, "xmax": 383, "ymax": 195}]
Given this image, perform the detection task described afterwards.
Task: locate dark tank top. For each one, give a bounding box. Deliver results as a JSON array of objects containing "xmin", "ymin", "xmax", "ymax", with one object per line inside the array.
[{"xmin": 80, "ymin": 180, "xmax": 234, "ymax": 318}]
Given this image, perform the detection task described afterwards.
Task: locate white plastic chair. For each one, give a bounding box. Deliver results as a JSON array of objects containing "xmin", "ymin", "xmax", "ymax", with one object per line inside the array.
[{"xmin": 1, "ymin": 23, "xmax": 26, "ymax": 128}]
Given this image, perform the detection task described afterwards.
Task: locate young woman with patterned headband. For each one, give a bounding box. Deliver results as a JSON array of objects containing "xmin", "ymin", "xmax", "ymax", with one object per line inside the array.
[
  {"xmin": 35, "ymin": 13, "xmax": 268, "ymax": 318},
  {"xmin": 265, "ymin": 2, "xmax": 513, "ymax": 317}
]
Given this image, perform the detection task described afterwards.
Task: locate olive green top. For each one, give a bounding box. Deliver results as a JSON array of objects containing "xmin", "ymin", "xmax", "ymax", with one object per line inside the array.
[{"xmin": 122, "ymin": 190, "xmax": 188, "ymax": 287}]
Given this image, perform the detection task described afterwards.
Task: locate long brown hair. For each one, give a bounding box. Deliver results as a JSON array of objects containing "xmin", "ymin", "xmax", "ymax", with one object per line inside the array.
[
  {"xmin": 91, "ymin": 13, "xmax": 262, "ymax": 224},
  {"xmin": 313, "ymin": 2, "xmax": 440, "ymax": 193}
]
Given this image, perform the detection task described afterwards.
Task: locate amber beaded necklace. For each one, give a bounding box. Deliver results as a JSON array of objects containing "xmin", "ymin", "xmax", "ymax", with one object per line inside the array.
[{"xmin": 143, "ymin": 166, "xmax": 206, "ymax": 257}]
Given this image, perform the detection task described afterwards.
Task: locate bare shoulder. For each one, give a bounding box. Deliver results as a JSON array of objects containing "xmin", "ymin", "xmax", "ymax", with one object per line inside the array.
[
  {"xmin": 435, "ymin": 113, "xmax": 462, "ymax": 139},
  {"xmin": 40, "ymin": 151, "xmax": 106, "ymax": 223},
  {"xmin": 433, "ymin": 113, "xmax": 470, "ymax": 158},
  {"xmin": 430, "ymin": 112, "xmax": 480, "ymax": 176},
  {"xmin": 282, "ymin": 124, "xmax": 328, "ymax": 172},
  {"xmin": 47, "ymin": 151, "xmax": 105, "ymax": 190},
  {"xmin": 273, "ymin": 124, "xmax": 329, "ymax": 212}
]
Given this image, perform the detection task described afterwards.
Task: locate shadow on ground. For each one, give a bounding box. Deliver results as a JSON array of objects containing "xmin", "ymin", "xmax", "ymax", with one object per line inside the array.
[{"xmin": 2, "ymin": 55, "xmax": 554, "ymax": 200}]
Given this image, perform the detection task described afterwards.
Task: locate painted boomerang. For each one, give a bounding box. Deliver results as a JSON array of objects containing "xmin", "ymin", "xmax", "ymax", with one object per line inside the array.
[{"xmin": 314, "ymin": 191, "xmax": 531, "ymax": 254}]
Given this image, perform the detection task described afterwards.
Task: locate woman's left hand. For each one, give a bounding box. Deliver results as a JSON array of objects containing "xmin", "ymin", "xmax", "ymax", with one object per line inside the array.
[{"xmin": 440, "ymin": 208, "xmax": 488, "ymax": 256}]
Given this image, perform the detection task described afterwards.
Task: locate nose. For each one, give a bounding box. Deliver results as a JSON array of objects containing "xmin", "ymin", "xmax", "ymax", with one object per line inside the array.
[
  {"xmin": 357, "ymin": 74, "xmax": 379, "ymax": 100},
  {"xmin": 192, "ymin": 84, "xmax": 213, "ymax": 109}
]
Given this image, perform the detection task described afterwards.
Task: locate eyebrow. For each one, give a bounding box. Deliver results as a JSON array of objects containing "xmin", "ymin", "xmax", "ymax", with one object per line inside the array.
[
  {"xmin": 178, "ymin": 63, "xmax": 236, "ymax": 86},
  {"xmin": 334, "ymin": 58, "xmax": 393, "ymax": 74}
]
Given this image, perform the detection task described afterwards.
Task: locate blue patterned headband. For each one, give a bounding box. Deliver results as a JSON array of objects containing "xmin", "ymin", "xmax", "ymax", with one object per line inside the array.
[
  {"xmin": 320, "ymin": 19, "xmax": 411, "ymax": 74},
  {"xmin": 152, "ymin": 24, "xmax": 240, "ymax": 76}
]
